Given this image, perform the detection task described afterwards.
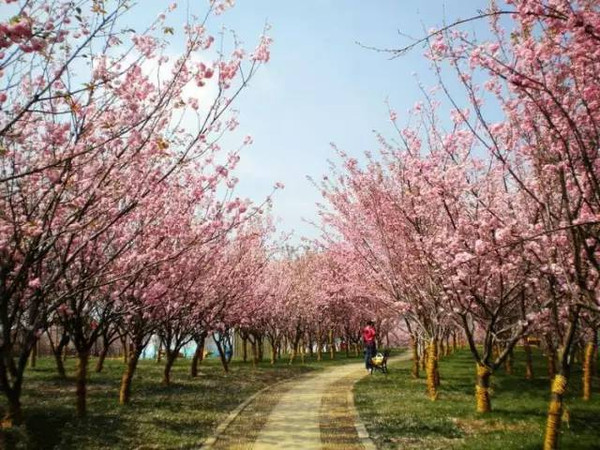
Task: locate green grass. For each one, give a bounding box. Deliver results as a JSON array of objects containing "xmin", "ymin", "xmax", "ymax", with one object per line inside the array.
[
  {"xmin": 354, "ymin": 348, "xmax": 600, "ymax": 449},
  {"xmin": 1, "ymin": 352, "xmax": 361, "ymax": 449}
]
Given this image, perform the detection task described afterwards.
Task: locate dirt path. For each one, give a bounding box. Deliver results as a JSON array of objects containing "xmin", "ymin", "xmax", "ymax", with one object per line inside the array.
[{"xmin": 209, "ymin": 353, "xmax": 408, "ymax": 449}]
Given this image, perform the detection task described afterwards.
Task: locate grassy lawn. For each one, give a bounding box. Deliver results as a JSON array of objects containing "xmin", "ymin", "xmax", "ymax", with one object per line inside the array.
[
  {"xmin": 1, "ymin": 352, "xmax": 361, "ymax": 449},
  {"xmin": 355, "ymin": 348, "xmax": 600, "ymax": 449}
]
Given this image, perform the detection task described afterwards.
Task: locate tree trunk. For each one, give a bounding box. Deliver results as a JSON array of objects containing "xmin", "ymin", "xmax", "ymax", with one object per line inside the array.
[
  {"xmin": 29, "ymin": 340, "xmax": 37, "ymax": 368},
  {"xmin": 583, "ymin": 341, "xmax": 594, "ymax": 400},
  {"xmin": 54, "ymin": 348, "xmax": 67, "ymax": 379},
  {"xmin": 426, "ymin": 339, "xmax": 438, "ymax": 400},
  {"xmin": 592, "ymin": 330, "xmax": 598, "ymax": 377},
  {"xmin": 543, "ymin": 307, "xmax": 580, "ymax": 450},
  {"xmin": 76, "ymin": 350, "xmax": 89, "ymax": 418},
  {"xmin": 198, "ymin": 340, "xmax": 206, "ymax": 362},
  {"xmin": 345, "ymin": 337, "xmax": 350, "ymax": 358},
  {"xmin": 545, "ymin": 335, "xmax": 557, "ymax": 379},
  {"xmin": 190, "ymin": 334, "xmax": 206, "ymax": 377},
  {"xmin": 493, "ymin": 344, "xmax": 500, "ymax": 361},
  {"xmin": 95, "ymin": 345, "xmax": 110, "ymax": 373},
  {"xmin": 411, "ymin": 336, "xmax": 420, "ymax": 378},
  {"xmin": 452, "ymin": 332, "xmax": 457, "ymax": 352},
  {"xmin": 242, "ymin": 337, "xmax": 248, "ymax": 363},
  {"xmin": 121, "ymin": 335, "xmax": 129, "ymax": 364},
  {"xmin": 191, "ymin": 346, "xmax": 202, "ymax": 378},
  {"xmin": 523, "ymin": 337, "xmax": 534, "ymax": 380},
  {"xmin": 214, "ymin": 336, "xmax": 230, "ymax": 373},
  {"xmin": 544, "ymin": 373, "xmax": 569, "ymax": 449},
  {"xmin": 270, "ymin": 341, "xmax": 277, "ymax": 364},
  {"xmin": 119, "ymin": 349, "xmax": 141, "ymax": 404},
  {"xmin": 1, "ymin": 389, "xmax": 22, "ymax": 429},
  {"xmin": 162, "ymin": 351, "xmax": 177, "ymax": 385},
  {"xmin": 505, "ymin": 347, "xmax": 514, "ymax": 375},
  {"xmin": 547, "ymin": 351, "xmax": 557, "ymax": 379},
  {"xmin": 156, "ymin": 342, "xmax": 162, "ymax": 364},
  {"xmin": 257, "ymin": 336, "xmax": 264, "ymax": 362},
  {"xmin": 316, "ymin": 334, "xmax": 322, "ymax": 361},
  {"xmin": 251, "ymin": 340, "xmax": 258, "ymax": 368},
  {"xmin": 48, "ymin": 329, "xmax": 70, "ymax": 379},
  {"xmin": 329, "ymin": 329, "xmax": 335, "ymax": 360},
  {"xmin": 288, "ymin": 343, "xmax": 296, "ymax": 364},
  {"xmin": 288, "ymin": 331, "xmax": 301, "ymax": 365},
  {"xmin": 476, "ymin": 363, "xmax": 492, "ymax": 413}
]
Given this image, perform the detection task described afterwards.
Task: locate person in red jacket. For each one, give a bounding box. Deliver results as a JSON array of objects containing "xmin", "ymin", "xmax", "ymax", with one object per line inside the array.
[{"xmin": 362, "ymin": 320, "xmax": 377, "ymax": 372}]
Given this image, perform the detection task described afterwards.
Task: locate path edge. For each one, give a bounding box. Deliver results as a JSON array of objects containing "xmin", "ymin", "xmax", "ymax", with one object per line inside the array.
[
  {"xmin": 200, "ymin": 373, "xmax": 306, "ymax": 448},
  {"xmin": 349, "ymin": 379, "xmax": 377, "ymax": 450},
  {"xmin": 348, "ymin": 353, "xmax": 410, "ymax": 450}
]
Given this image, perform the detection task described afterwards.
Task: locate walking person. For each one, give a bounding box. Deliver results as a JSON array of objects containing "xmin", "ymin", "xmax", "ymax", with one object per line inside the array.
[{"xmin": 362, "ymin": 320, "xmax": 377, "ymax": 373}]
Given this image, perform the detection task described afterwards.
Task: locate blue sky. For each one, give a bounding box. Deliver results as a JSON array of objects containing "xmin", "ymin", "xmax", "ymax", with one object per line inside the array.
[
  {"xmin": 33, "ymin": 0, "xmax": 496, "ymax": 241},
  {"xmin": 2, "ymin": 0, "xmax": 500, "ymax": 241},
  {"xmin": 213, "ymin": 0, "xmax": 494, "ymax": 241}
]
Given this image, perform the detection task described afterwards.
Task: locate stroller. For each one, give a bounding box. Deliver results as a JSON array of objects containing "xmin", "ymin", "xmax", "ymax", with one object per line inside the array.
[{"xmin": 370, "ymin": 349, "xmax": 390, "ymax": 374}]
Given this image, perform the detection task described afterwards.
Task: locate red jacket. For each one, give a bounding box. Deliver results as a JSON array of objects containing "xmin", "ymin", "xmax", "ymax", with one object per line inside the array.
[{"xmin": 362, "ymin": 325, "xmax": 376, "ymax": 344}]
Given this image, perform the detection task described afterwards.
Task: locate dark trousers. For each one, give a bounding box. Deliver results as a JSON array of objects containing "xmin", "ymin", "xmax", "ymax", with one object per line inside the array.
[{"xmin": 364, "ymin": 342, "xmax": 377, "ymax": 369}]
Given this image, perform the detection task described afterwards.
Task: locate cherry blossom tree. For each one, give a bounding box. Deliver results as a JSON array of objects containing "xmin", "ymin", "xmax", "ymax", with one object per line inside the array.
[
  {"xmin": 384, "ymin": 0, "xmax": 599, "ymax": 446},
  {"xmin": 316, "ymin": 145, "xmax": 452, "ymax": 399},
  {"xmin": 0, "ymin": 0, "xmax": 272, "ymax": 424}
]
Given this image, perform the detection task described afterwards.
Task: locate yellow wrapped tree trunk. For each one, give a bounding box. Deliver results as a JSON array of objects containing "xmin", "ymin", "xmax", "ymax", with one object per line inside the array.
[
  {"xmin": 543, "ymin": 374, "xmax": 568, "ymax": 450},
  {"xmin": 426, "ymin": 339, "xmax": 438, "ymax": 400},
  {"xmin": 583, "ymin": 341, "xmax": 594, "ymax": 401},
  {"xmin": 476, "ymin": 363, "xmax": 492, "ymax": 413}
]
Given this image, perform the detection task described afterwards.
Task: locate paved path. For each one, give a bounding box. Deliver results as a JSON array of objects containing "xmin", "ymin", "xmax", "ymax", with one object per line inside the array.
[
  {"xmin": 251, "ymin": 354, "xmax": 408, "ymax": 449},
  {"xmin": 252, "ymin": 362, "xmax": 368, "ymax": 449},
  {"xmin": 207, "ymin": 353, "xmax": 409, "ymax": 449}
]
